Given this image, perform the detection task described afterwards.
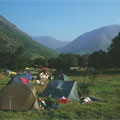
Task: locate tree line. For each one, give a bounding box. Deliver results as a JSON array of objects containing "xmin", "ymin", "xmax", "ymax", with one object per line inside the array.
[
  {"xmin": 33, "ymin": 33, "xmax": 120, "ymax": 71},
  {"xmin": 0, "ymin": 47, "xmax": 32, "ymax": 71},
  {"xmin": 0, "ymin": 33, "xmax": 120, "ymax": 71}
]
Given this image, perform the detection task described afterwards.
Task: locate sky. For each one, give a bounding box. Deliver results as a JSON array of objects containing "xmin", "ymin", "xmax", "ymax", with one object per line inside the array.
[{"xmin": 0, "ymin": 0, "xmax": 120, "ymax": 41}]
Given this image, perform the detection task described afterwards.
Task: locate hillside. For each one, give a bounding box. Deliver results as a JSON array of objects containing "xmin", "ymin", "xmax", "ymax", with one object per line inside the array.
[
  {"xmin": 32, "ymin": 36, "xmax": 69, "ymax": 49},
  {"xmin": 57, "ymin": 24, "xmax": 120, "ymax": 54},
  {"xmin": 0, "ymin": 15, "xmax": 59, "ymax": 58}
]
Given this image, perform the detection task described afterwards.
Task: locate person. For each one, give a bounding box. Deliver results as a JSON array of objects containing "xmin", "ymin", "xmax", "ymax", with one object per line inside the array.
[
  {"xmin": 38, "ymin": 99, "xmax": 46, "ymax": 109},
  {"xmin": 37, "ymin": 72, "xmax": 43, "ymax": 80},
  {"xmin": 81, "ymin": 96, "xmax": 98, "ymax": 103},
  {"xmin": 88, "ymin": 96, "xmax": 98, "ymax": 101},
  {"xmin": 83, "ymin": 97, "xmax": 92, "ymax": 103},
  {"xmin": 48, "ymin": 73, "xmax": 52, "ymax": 80}
]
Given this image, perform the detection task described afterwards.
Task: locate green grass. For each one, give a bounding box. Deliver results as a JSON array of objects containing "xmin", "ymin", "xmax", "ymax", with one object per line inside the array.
[
  {"xmin": 0, "ymin": 74, "xmax": 10, "ymax": 90},
  {"xmin": 0, "ymin": 72, "xmax": 120, "ymax": 119}
]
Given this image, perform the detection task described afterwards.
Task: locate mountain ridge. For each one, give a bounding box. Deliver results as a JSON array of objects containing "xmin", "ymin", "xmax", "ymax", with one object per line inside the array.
[
  {"xmin": 32, "ymin": 36, "xmax": 69, "ymax": 49},
  {"xmin": 57, "ymin": 24, "xmax": 120, "ymax": 54}
]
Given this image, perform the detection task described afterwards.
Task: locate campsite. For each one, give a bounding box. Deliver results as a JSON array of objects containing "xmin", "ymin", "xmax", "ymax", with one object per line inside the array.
[
  {"xmin": 0, "ymin": 68, "xmax": 120, "ymax": 120},
  {"xmin": 1, "ymin": 1, "xmax": 120, "ymax": 120}
]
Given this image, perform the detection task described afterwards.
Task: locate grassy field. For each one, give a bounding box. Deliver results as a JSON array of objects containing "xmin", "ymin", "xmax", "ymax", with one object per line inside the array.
[{"xmin": 0, "ymin": 71, "xmax": 120, "ymax": 120}]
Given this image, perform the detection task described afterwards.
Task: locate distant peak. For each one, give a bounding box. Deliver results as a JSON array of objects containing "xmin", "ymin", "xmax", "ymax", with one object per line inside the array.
[{"xmin": 103, "ymin": 24, "xmax": 120, "ymax": 28}]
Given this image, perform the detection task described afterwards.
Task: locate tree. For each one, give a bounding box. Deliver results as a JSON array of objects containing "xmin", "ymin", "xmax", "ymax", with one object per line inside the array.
[
  {"xmin": 33, "ymin": 57, "xmax": 47, "ymax": 67},
  {"xmin": 56, "ymin": 53, "xmax": 79, "ymax": 71},
  {"xmin": 13, "ymin": 47, "xmax": 26, "ymax": 70},
  {"xmin": 0, "ymin": 47, "xmax": 32, "ymax": 71},
  {"xmin": 88, "ymin": 50, "xmax": 108, "ymax": 69},
  {"xmin": 0, "ymin": 51, "xmax": 12, "ymax": 69},
  {"xmin": 107, "ymin": 32, "xmax": 120, "ymax": 68},
  {"xmin": 48, "ymin": 58, "xmax": 57, "ymax": 68},
  {"xmin": 77, "ymin": 54, "xmax": 89, "ymax": 67}
]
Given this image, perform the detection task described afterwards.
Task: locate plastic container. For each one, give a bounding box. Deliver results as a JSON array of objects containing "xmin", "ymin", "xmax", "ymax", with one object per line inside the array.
[{"xmin": 59, "ymin": 98, "xmax": 68, "ymax": 104}]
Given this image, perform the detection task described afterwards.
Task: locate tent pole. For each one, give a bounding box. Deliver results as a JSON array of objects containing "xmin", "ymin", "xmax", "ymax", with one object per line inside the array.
[{"xmin": 8, "ymin": 96, "xmax": 13, "ymax": 110}]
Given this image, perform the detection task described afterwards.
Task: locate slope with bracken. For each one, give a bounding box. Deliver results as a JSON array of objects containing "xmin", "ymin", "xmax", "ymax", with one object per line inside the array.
[{"xmin": 0, "ymin": 15, "xmax": 59, "ymax": 58}]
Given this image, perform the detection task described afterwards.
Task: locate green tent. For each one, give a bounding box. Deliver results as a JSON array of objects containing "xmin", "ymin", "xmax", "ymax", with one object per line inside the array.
[
  {"xmin": 42, "ymin": 80, "xmax": 81, "ymax": 101},
  {"xmin": 54, "ymin": 73, "xmax": 70, "ymax": 81},
  {"xmin": 0, "ymin": 83, "xmax": 40, "ymax": 111}
]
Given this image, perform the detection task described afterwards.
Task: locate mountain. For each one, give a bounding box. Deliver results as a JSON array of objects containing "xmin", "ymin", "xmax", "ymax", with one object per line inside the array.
[
  {"xmin": 0, "ymin": 15, "xmax": 59, "ymax": 58},
  {"xmin": 57, "ymin": 24, "xmax": 120, "ymax": 55},
  {"xmin": 32, "ymin": 36, "xmax": 69, "ymax": 49}
]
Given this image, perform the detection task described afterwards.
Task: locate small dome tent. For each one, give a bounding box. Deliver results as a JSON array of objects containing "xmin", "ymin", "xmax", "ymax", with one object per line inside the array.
[
  {"xmin": 54, "ymin": 73, "xmax": 70, "ymax": 81},
  {"xmin": 19, "ymin": 73, "xmax": 33, "ymax": 80},
  {"xmin": 0, "ymin": 83, "xmax": 40, "ymax": 111},
  {"xmin": 42, "ymin": 80, "xmax": 81, "ymax": 101},
  {"xmin": 8, "ymin": 75, "xmax": 29, "ymax": 85}
]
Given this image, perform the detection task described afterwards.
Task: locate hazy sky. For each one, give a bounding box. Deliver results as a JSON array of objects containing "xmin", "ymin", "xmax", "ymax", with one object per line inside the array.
[{"xmin": 0, "ymin": 0, "xmax": 120, "ymax": 41}]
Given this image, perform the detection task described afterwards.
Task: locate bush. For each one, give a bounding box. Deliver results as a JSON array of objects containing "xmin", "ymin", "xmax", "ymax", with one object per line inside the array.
[{"xmin": 78, "ymin": 82, "xmax": 91, "ymax": 96}]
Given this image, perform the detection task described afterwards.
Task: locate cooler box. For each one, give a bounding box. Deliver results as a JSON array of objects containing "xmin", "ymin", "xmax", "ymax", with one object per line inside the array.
[{"xmin": 59, "ymin": 98, "xmax": 68, "ymax": 104}]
